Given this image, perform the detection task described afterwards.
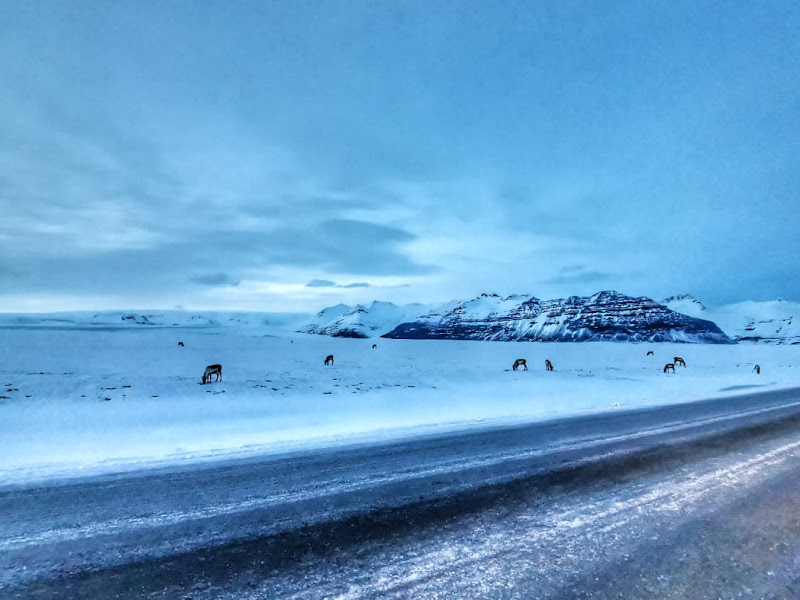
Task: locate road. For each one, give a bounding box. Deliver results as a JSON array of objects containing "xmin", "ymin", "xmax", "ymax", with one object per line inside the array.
[{"xmin": 3, "ymin": 387, "xmax": 800, "ymax": 598}]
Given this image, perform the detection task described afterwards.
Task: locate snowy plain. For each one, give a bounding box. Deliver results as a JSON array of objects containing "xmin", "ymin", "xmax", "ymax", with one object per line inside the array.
[{"xmin": 1, "ymin": 313, "xmax": 798, "ymax": 485}]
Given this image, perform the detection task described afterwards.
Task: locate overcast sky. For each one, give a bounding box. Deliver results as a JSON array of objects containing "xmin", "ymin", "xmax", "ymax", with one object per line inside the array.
[{"xmin": 1, "ymin": 1, "xmax": 799, "ymax": 313}]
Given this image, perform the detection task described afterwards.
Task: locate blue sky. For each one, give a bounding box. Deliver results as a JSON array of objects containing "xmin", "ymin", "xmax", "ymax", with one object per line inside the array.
[{"xmin": 1, "ymin": 1, "xmax": 799, "ymax": 312}]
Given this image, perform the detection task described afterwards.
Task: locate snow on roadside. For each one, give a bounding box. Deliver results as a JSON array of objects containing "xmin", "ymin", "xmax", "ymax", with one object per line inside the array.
[{"xmin": 0, "ymin": 326, "xmax": 798, "ymax": 485}]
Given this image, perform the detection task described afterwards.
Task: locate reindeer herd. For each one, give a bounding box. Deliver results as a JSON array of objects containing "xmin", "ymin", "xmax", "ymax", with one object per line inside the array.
[
  {"xmin": 510, "ymin": 351, "xmax": 761, "ymax": 377},
  {"xmin": 195, "ymin": 341, "xmax": 762, "ymax": 386},
  {"xmin": 511, "ymin": 354, "xmax": 693, "ymax": 375}
]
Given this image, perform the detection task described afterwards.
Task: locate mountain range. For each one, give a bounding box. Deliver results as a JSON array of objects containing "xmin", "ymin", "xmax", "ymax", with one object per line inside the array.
[
  {"xmin": 2, "ymin": 291, "xmax": 796, "ymax": 345},
  {"xmin": 304, "ymin": 291, "xmax": 800, "ymax": 344}
]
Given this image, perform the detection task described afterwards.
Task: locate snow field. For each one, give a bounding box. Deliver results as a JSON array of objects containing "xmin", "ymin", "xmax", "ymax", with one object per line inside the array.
[{"xmin": 0, "ymin": 327, "xmax": 798, "ymax": 483}]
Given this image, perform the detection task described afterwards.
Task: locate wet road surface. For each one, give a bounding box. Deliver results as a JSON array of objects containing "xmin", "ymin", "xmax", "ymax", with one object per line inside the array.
[{"xmin": 3, "ymin": 387, "xmax": 800, "ymax": 598}]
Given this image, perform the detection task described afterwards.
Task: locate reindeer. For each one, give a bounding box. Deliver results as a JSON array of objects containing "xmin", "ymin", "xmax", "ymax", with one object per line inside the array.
[
  {"xmin": 178, "ymin": 341, "xmax": 184, "ymax": 347},
  {"xmin": 646, "ymin": 350, "xmax": 654, "ymax": 356},
  {"xmin": 674, "ymin": 357, "xmax": 686, "ymax": 367},
  {"xmin": 202, "ymin": 364, "xmax": 222, "ymax": 384},
  {"xmin": 372, "ymin": 344, "xmax": 377, "ymax": 349},
  {"xmin": 324, "ymin": 354, "xmax": 334, "ymax": 366},
  {"xmin": 663, "ymin": 363, "xmax": 675, "ymax": 373},
  {"xmin": 545, "ymin": 359, "xmax": 553, "ymax": 371},
  {"xmin": 753, "ymin": 364, "xmax": 761, "ymax": 374},
  {"xmin": 512, "ymin": 359, "xmax": 528, "ymax": 371}
]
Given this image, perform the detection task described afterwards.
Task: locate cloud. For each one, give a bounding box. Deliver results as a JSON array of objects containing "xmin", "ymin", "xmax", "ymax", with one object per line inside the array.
[
  {"xmin": 541, "ymin": 267, "xmax": 615, "ymax": 286},
  {"xmin": 306, "ymin": 279, "xmax": 336, "ymax": 288},
  {"xmin": 0, "ymin": 216, "xmax": 430, "ymax": 300},
  {"xmin": 310, "ymin": 219, "xmax": 434, "ymax": 276},
  {"xmin": 190, "ymin": 273, "xmax": 240, "ymax": 287},
  {"xmin": 305, "ymin": 280, "xmax": 371, "ymax": 289},
  {"xmin": 559, "ymin": 265, "xmax": 586, "ymax": 274},
  {"xmin": 226, "ymin": 219, "xmax": 434, "ymax": 276},
  {"xmin": 3, "ymin": 2, "xmax": 800, "ymax": 311}
]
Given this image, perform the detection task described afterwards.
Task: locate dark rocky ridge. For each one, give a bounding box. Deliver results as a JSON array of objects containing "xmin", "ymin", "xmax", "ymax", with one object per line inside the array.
[{"xmin": 382, "ymin": 291, "xmax": 732, "ymax": 343}]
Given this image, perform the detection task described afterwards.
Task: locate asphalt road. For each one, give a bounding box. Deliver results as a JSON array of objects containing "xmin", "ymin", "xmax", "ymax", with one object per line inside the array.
[{"xmin": 3, "ymin": 387, "xmax": 800, "ymax": 599}]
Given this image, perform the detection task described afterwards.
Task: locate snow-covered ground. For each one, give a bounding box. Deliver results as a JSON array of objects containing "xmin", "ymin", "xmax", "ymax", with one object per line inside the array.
[{"xmin": 1, "ymin": 319, "xmax": 798, "ymax": 484}]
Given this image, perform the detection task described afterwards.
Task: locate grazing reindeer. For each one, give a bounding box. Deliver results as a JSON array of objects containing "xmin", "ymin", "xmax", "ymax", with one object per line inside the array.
[
  {"xmin": 753, "ymin": 364, "xmax": 761, "ymax": 374},
  {"xmin": 372, "ymin": 344, "xmax": 377, "ymax": 349},
  {"xmin": 646, "ymin": 350, "xmax": 654, "ymax": 356},
  {"xmin": 512, "ymin": 359, "xmax": 528, "ymax": 371},
  {"xmin": 202, "ymin": 364, "xmax": 222, "ymax": 384},
  {"xmin": 324, "ymin": 354, "xmax": 334, "ymax": 366},
  {"xmin": 674, "ymin": 357, "xmax": 686, "ymax": 367},
  {"xmin": 663, "ymin": 363, "xmax": 675, "ymax": 373},
  {"xmin": 178, "ymin": 341, "xmax": 184, "ymax": 347},
  {"xmin": 545, "ymin": 359, "xmax": 554, "ymax": 371}
]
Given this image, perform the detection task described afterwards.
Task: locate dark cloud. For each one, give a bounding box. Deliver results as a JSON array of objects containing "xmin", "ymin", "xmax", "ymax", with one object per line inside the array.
[
  {"xmin": 226, "ymin": 219, "xmax": 433, "ymax": 276},
  {"xmin": 542, "ymin": 268, "xmax": 615, "ymax": 286},
  {"xmin": 190, "ymin": 273, "xmax": 240, "ymax": 287},
  {"xmin": 306, "ymin": 279, "xmax": 336, "ymax": 287},
  {"xmin": 0, "ymin": 216, "xmax": 431, "ymax": 302},
  {"xmin": 309, "ymin": 219, "xmax": 432, "ymax": 276},
  {"xmin": 559, "ymin": 265, "xmax": 586, "ymax": 274}
]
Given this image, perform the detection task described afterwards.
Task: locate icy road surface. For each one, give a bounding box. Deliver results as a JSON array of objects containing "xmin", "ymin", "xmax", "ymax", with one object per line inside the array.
[{"xmin": 3, "ymin": 387, "xmax": 800, "ymax": 599}]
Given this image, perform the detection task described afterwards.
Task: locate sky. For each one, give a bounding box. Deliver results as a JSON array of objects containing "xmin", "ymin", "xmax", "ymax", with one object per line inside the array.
[{"xmin": 1, "ymin": 0, "xmax": 799, "ymax": 313}]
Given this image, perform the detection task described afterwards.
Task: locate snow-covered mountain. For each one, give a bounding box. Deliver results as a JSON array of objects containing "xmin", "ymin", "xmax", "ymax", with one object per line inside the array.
[
  {"xmin": 0, "ymin": 311, "xmax": 308, "ymax": 333},
  {"xmin": 707, "ymin": 300, "xmax": 800, "ymax": 344},
  {"xmin": 663, "ymin": 295, "xmax": 800, "ymax": 344},
  {"xmin": 382, "ymin": 291, "xmax": 731, "ymax": 343},
  {"xmin": 303, "ymin": 301, "xmax": 430, "ymax": 338}
]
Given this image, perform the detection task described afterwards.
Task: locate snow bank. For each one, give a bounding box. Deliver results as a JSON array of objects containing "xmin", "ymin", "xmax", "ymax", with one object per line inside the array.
[{"xmin": 1, "ymin": 325, "xmax": 798, "ymax": 484}]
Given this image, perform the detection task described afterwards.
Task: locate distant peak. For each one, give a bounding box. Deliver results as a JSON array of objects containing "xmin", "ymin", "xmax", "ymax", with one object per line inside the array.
[
  {"xmin": 662, "ymin": 294, "xmax": 707, "ymax": 311},
  {"xmin": 587, "ymin": 290, "xmax": 625, "ymax": 302}
]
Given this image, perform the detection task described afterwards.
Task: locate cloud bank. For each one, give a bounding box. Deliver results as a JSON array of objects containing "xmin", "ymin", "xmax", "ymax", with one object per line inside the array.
[{"xmin": 1, "ymin": 2, "xmax": 799, "ymax": 311}]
